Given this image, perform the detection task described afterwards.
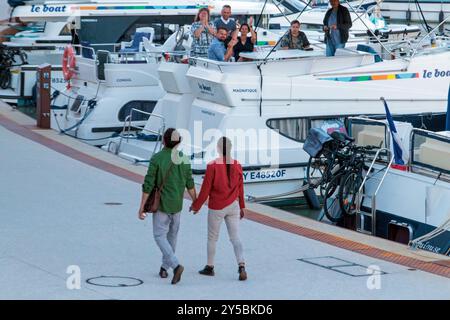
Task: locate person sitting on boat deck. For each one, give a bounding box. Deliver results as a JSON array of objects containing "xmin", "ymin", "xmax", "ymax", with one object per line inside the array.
[
  {"xmin": 213, "ymin": 5, "xmax": 237, "ymax": 36},
  {"xmin": 191, "ymin": 7, "xmax": 216, "ymax": 58},
  {"xmin": 231, "ymin": 18, "xmax": 257, "ymax": 61},
  {"xmin": 279, "ymin": 20, "xmax": 311, "ymax": 50},
  {"xmin": 323, "ymin": 0, "xmax": 352, "ymax": 56},
  {"xmin": 208, "ymin": 27, "xmax": 237, "ymax": 62}
]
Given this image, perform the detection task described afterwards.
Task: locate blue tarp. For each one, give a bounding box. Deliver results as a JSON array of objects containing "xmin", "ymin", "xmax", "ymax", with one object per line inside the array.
[{"xmin": 303, "ymin": 128, "xmax": 333, "ymax": 157}]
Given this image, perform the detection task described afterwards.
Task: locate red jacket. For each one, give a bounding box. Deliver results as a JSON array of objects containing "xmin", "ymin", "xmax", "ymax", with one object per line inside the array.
[{"xmin": 192, "ymin": 157, "xmax": 245, "ymax": 211}]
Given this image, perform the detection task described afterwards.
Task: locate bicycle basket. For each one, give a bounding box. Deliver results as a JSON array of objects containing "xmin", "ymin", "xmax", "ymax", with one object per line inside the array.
[{"xmin": 303, "ymin": 128, "xmax": 333, "ymax": 157}]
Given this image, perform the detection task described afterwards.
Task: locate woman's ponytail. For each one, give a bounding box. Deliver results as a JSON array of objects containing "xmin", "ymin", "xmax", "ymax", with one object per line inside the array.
[{"xmin": 218, "ymin": 137, "xmax": 232, "ymax": 187}]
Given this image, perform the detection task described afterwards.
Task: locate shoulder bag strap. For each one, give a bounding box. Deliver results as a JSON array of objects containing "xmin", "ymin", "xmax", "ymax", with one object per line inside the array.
[{"xmin": 158, "ymin": 161, "xmax": 175, "ymax": 191}]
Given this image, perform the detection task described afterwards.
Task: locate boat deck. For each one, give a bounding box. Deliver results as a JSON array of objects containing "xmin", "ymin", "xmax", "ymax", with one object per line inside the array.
[{"xmin": 0, "ymin": 101, "xmax": 449, "ymax": 300}]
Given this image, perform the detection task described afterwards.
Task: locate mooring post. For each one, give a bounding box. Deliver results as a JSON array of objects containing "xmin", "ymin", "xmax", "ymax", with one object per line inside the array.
[{"xmin": 36, "ymin": 63, "xmax": 51, "ymax": 129}]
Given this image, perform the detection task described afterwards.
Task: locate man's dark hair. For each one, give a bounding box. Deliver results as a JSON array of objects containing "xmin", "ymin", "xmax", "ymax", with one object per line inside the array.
[
  {"xmin": 216, "ymin": 26, "xmax": 228, "ymax": 34},
  {"xmin": 291, "ymin": 20, "xmax": 300, "ymax": 26},
  {"xmin": 163, "ymin": 128, "xmax": 181, "ymax": 149},
  {"xmin": 222, "ymin": 4, "xmax": 231, "ymax": 10}
]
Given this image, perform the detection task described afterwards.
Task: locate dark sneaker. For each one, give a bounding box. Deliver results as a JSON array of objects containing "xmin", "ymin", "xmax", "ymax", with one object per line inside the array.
[
  {"xmin": 198, "ymin": 265, "xmax": 215, "ymax": 276},
  {"xmin": 159, "ymin": 267, "xmax": 168, "ymax": 279},
  {"xmin": 171, "ymin": 264, "xmax": 184, "ymax": 285},
  {"xmin": 238, "ymin": 265, "xmax": 247, "ymax": 281}
]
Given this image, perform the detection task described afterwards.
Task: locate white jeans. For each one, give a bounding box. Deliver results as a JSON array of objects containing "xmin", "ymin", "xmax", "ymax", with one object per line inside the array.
[{"xmin": 207, "ymin": 201, "xmax": 244, "ymax": 266}]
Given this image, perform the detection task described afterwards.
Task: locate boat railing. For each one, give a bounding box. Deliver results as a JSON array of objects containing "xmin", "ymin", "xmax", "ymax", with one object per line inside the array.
[
  {"xmin": 410, "ymin": 14, "xmax": 450, "ymax": 59},
  {"xmin": 119, "ymin": 108, "xmax": 165, "ymax": 155},
  {"xmin": 355, "ymin": 148, "xmax": 394, "ymax": 235},
  {"xmin": 190, "ymin": 47, "xmax": 378, "ymax": 73},
  {"xmin": 71, "ymin": 43, "xmax": 168, "ymax": 64},
  {"xmin": 71, "ymin": 44, "xmax": 96, "ymax": 59}
]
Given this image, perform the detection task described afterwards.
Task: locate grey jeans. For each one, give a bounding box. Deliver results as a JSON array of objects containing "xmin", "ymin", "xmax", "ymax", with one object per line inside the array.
[
  {"xmin": 152, "ymin": 211, "xmax": 180, "ymax": 270},
  {"xmin": 207, "ymin": 201, "xmax": 245, "ymax": 266}
]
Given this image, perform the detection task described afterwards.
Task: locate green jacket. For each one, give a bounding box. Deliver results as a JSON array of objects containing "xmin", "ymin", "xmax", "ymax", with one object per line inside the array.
[{"xmin": 142, "ymin": 147, "xmax": 195, "ymax": 213}]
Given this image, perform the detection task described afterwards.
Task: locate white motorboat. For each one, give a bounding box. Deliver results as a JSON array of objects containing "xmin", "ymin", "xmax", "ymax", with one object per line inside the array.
[
  {"xmin": 104, "ymin": 38, "xmax": 450, "ymax": 201},
  {"xmin": 0, "ymin": 0, "xmax": 280, "ymax": 103},
  {"xmin": 381, "ymin": 0, "xmax": 450, "ymax": 25},
  {"xmin": 268, "ymin": 0, "xmax": 421, "ymax": 42},
  {"xmin": 49, "ymin": 2, "xmax": 281, "ymax": 145},
  {"xmin": 346, "ymin": 116, "xmax": 450, "ymax": 256}
]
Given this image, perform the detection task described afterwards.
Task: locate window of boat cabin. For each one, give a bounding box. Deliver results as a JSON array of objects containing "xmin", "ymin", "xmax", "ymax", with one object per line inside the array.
[
  {"xmin": 271, "ymin": 0, "xmax": 310, "ymax": 16},
  {"xmin": 79, "ymin": 15, "xmax": 193, "ymax": 49},
  {"xmin": 410, "ymin": 129, "xmax": 450, "ymax": 179},
  {"xmin": 118, "ymin": 16, "xmax": 194, "ymax": 45},
  {"xmin": 59, "ymin": 24, "xmax": 71, "ymax": 36},
  {"xmin": 266, "ymin": 116, "xmax": 348, "ymax": 142},
  {"xmin": 118, "ymin": 101, "xmax": 157, "ymax": 122}
]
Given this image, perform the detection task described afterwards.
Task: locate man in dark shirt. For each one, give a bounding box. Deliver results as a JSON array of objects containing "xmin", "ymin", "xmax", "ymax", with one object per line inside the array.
[
  {"xmin": 279, "ymin": 20, "xmax": 311, "ymax": 50},
  {"xmin": 213, "ymin": 5, "xmax": 237, "ymax": 35},
  {"xmin": 323, "ymin": 0, "xmax": 352, "ymax": 56}
]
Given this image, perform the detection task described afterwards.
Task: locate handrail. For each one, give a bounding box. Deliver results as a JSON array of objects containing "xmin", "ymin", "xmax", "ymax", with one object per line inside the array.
[
  {"xmin": 355, "ymin": 147, "xmax": 393, "ymax": 234},
  {"xmin": 71, "ymin": 44, "xmax": 95, "ymax": 58},
  {"xmin": 344, "ymin": 0, "xmax": 399, "ymax": 61},
  {"xmin": 124, "ymin": 108, "xmax": 165, "ymax": 138},
  {"xmin": 411, "ymin": 14, "xmax": 450, "ymax": 58},
  {"xmin": 356, "ymin": 147, "xmax": 392, "ymax": 201},
  {"xmin": 374, "ymin": 154, "xmax": 394, "ymax": 195}
]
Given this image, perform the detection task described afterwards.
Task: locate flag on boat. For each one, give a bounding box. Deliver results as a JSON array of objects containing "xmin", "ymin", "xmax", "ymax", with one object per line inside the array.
[{"xmin": 382, "ymin": 98, "xmax": 409, "ymax": 170}]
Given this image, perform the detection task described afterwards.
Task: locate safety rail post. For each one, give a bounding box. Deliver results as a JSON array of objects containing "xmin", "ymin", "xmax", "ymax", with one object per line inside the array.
[
  {"xmin": 120, "ymin": 108, "xmax": 166, "ymax": 150},
  {"xmin": 355, "ymin": 147, "xmax": 393, "ymax": 235},
  {"xmin": 36, "ymin": 63, "xmax": 51, "ymax": 129}
]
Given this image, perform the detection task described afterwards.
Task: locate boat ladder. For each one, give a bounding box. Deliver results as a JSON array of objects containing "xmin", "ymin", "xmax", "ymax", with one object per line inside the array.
[
  {"xmin": 355, "ymin": 148, "xmax": 394, "ymax": 235},
  {"xmin": 112, "ymin": 108, "xmax": 165, "ymax": 156}
]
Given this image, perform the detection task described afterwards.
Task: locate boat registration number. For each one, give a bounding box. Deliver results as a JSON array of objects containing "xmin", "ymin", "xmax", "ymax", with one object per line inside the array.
[{"xmin": 243, "ymin": 169, "xmax": 287, "ymax": 182}]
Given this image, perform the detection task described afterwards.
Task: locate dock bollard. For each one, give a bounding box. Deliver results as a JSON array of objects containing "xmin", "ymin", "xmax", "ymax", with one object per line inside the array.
[{"xmin": 36, "ymin": 63, "xmax": 51, "ymax": 129}]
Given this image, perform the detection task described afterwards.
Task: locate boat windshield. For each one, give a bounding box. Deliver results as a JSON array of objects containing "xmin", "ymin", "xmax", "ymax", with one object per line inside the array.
[{"xmin": 272, "ymin": 0, "xmax": 312, "ymax": 16}]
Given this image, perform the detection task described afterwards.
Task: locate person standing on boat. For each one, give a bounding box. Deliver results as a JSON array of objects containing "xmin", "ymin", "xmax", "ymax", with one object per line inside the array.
[
  {"xmin": 138, "ymin": 128, "xmax": 197, "ymax": 285},
  {"xmin": 213, "ymin": 5, "xmax": 237, "ymax": 36},
  {"xmin": 231, "ymin": 19, "xmax": 257, "ymax": 61},
  {"xmin": 208, "ymin": 27, "xmax": 237, "ymax": 61},
  {"xmin": 190, "ymin": 137, "xmax": 247, "ymax": 281},
  {"xmin": 279, "ymin": 20, "xmax": 311, "ymax": 50},
  {"xmin": 323, "ymin": 0, "xmax": 352, "ymax": 56},
  {"xmin": 191, "ymin": 7, "xmax": 216, "ymax": 58}
]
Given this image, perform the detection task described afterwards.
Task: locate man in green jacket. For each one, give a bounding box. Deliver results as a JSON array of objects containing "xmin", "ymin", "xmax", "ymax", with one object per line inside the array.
[{"xmin": 138, "ymin": 128, "xmax": 197, "ymax": 285}]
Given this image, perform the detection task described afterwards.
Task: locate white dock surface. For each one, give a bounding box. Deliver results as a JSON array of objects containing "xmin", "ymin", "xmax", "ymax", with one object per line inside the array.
[{"xmin": 1, "ymin": 124, "xmax": 449, "ymax": 300}]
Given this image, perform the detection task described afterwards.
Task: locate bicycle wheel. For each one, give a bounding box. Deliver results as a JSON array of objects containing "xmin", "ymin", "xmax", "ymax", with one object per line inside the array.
[
  {"xmin": 306, "ymin": 155, "xmax": 329, "ymax": 188},
  {"xmin": 0, "ymin": 69, "xmax": 11, "ymax": 90},
  {"xmin": 323, "ymin": 174, "xmax": 344, "ymax": 223},
  {"xmin": 339, "ymin": 171, "xmax": 363, "ymax": 216}
]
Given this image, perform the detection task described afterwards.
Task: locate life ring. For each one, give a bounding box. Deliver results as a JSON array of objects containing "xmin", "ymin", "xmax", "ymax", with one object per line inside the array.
[{"xmin": 62, "ymin": 45, "xmax": 76, "ymax": 87}]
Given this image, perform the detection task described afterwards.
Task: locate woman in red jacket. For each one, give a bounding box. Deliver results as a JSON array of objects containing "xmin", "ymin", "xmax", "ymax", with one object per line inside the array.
[{"xmin": 191, "ymin": 137, "xmax": 247, "ymax": 281}]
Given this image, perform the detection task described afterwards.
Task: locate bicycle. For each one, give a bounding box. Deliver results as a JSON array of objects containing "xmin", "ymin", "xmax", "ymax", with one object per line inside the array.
[
  {"xmin": 0, "ymin": 45, "xmax": 28, "ymax": 89},
  {"xmin": 304, "ymin": 128, "xmax": 379, "ymax": 223}
]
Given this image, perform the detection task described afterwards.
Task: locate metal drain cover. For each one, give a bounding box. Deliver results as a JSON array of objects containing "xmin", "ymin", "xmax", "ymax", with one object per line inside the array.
[
  {"xmin": 86, "ymin": 276, "xmax": 143, "ymax": 287},
  {"xmin": 298, "ymin": 256, "xmax": 387, "ymax": 277}
]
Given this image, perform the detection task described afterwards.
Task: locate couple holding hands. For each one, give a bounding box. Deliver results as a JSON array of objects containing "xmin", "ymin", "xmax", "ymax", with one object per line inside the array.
[{"xmin": 138, "ymin": 128, "xmax": 247, "ymax": 285}]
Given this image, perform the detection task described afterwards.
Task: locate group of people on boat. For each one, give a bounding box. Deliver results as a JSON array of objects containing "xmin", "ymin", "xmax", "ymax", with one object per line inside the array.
[{"xmin": 190, "ymin": 0, "xmax": 352, "ymax": 62}]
